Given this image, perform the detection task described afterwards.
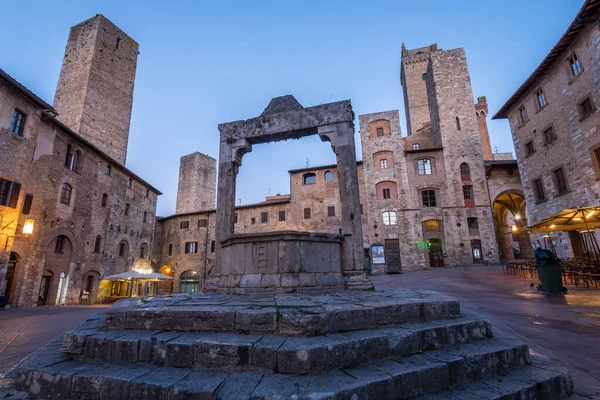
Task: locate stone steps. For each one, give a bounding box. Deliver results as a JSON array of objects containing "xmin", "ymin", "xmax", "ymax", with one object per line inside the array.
[
  {"xmin": 104, "ymin": 289, "xmax": 460, "ymax": 335},
  {"xmin": 15, "ymin": 333, "xmax": 542, "ymax": 399},
  {"xmin": 63, "ymin": 311, "xmax": 492, "ymax": 374}
]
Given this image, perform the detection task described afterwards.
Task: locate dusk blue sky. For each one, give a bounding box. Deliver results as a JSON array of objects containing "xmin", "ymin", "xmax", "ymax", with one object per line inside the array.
[{"xmin": 1, "ymin": 1, "xmax": 581, "ymax": 216}]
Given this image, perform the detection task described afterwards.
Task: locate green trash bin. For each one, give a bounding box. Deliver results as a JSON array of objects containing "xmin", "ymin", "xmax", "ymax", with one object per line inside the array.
[{"xmin": 534, "ymin": 249, "xmax": 563, "ymax": 294}]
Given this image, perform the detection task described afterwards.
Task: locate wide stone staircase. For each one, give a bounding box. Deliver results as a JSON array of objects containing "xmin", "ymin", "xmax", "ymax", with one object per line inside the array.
[{"xmin": 7, "ymin": 289, "xmax": 573, "ymax": 399}]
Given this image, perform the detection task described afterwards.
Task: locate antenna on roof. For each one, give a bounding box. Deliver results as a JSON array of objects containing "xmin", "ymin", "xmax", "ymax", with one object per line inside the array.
[
  {"xmin": 238, "ymin": 198, "xmax": 241, "ymax": 205},
  {"xmin": 305, "ymin": 157, "xmax": 310, "ymax": 168},
  {"xmin": 493, "ymin": 146, "xmax": 500, "ymax": 154}
]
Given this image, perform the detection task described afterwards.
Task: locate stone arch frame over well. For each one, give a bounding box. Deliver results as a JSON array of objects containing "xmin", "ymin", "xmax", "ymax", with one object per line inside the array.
[{"xmin": 208, "ymin": 95, "xmax": 372, "ymax": 291}]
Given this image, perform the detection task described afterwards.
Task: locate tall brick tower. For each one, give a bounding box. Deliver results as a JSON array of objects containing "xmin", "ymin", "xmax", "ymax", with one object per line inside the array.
[
  {"xmin": 475, "ymin": 96, "xmax": 493, "ymax": 160},
  {"xmin": 53, "ymin": 14, "xmax": 138, "ymax": 166},
  {"xmin": 400, "ymin": 43, "xmax": 438, "ymax": 136},
  {"xmin": 176, "ymin": 152, "xmax": 217, "ymax": 214}
]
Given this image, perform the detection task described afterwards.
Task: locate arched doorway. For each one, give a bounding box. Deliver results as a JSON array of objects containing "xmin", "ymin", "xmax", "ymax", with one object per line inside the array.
[
  {"xmin": 158, "ymin": 265, "xmax": 174, "ymax": 295},
  {"xmin": 42, "ymin": 234, "xmax": 73, "ymax": 305},
  {"xmin": 422, "ymin": 219, "xmax": 444, "ymax": 267},
  {"xmin": 4, "ymin": 252, "xmax": 20, "ymax": 303},
  {"xmin": 493, "ymin": 191, "xmax": 533, "ymax": 261},
  {"xmin": 179, "ymin": 270, "xmax": 199, "ymax": 293}
]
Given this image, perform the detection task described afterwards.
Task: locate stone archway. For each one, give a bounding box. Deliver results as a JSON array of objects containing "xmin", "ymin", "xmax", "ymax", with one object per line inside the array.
[
  {"xmin": 493, "ymin": 190, "xmax": 533, "ymax": 261},
  {"xmin": 208, "ymin": 95, "xmax": 372, "ymax": 292},
  {"xmin": 42, "ymin": 235, "xmax": 73, "ymax": 305}
]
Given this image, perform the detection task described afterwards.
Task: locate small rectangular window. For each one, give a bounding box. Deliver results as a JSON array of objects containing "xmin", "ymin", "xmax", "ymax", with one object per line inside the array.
[
  {"xmin": 304, "ymin": 207, "xmax": 311, "ymax": 219},
  {"xmin": 327, "ymin": 205, "xmax": 336, "ymax": 217},
  {"xmin": 9, "ymin": 109, "xmax": 26, "ymax": 136},
  {"xmin": 533, "ymin": 178, "xmax": 546, "ymax": 202},
  {"xmin": 543, "ymin": 126, "xmax": 557, "ymax": 144},
  {"xmin": 234, "ymin": 213, "xmax": 238, "ymax": 224},
  {"xmin": 168, "ymin": 243, "xmax": 173, "ymax": 256},
  {"xmin": 579, "ymin": 97, "xmax": 595, "ymax": 119},
  {"xmin": 105, "ymin": 164, "xmax": 112, "ymax": 176},
  {"xmin": 421, "ymin": 190, "xmax": 436, "ymax": 207},
  {"xmin": 198, "ymin": 219, "xmax": 207, "ymax": 228},
  {"xmin": 455, "ymin": 117, "xmax": 461, "ymax": 131},
  {"xmin": 278, "ymin": 210, "xmax": 286, "ymax": 222},
  {"xmin": 525, "ymin": 141, "xmax": 536, "ymax": 156},
  {"xmin": 593, "ymin": 147, "xmax": 600, "ymax": 175},
  {"xmin": 568, "ymin": 53, "xmax": 582, "ymax": 77},
  {"xmin": 382, "ymin": 188, "xmax": 391, "ymax": 199},
  {"xmin": 180, "ymin": 220, "xmax": 190, "ymax": 229},
  {"xmin": 553, "ymin": 168, "xmax": 569, "ymax": 194},
  {"xmin": 0, "ymin": 180, "xmax": 20, "ymax": 208},
  {"xmin": 413, "ymin": 143, "xmax": 420, "ymax": 150},
  {"xmin": 261, "ymin": 212, "xmax": 268, "ymax": 223},
  {"xmin": 101, "ymin": 193, "xmax": 108, "ymax": 207},
  {"xmin": 211, "ymin": 240, "xmax": 215, "ymax": 253},
  {"xmin": 463, "ymin": 185, "xmax": 475, "ymax": 207},
  {"xmin": 118, "ymin": 242, "xmax": 126, "ymax": 256},
  {"xmin": 55, "ymin": 236, "xmax": 65, "ymax": 253},
  {"xmin": 22, "ymin": 193, "xmax": 33, "ymax": 215},
  {"xmin": 360, "ymin": 204, "xmax": 363, "ymax": 214},
  {"xmin": 251, "ymin": 217, "xmax": 256, "ymax": 224},
  {"xmin": 535, "ymin": 88, "xmax": 547, "ymax": 109},
  {"xmin": 376, "ymin": 127, "xmax": 384, "ymax": 137},
  {"xmin": 417, "ymin": 159, "xmax": 432, "ymax": 175},
  {"xmin": 185, "ymin": 242, "xmax": 198, "ymax": 254},
  {"xmin": 467, "ymin": 217, "xmax": 479, "ymax": 229},
  {"xmin": 94, "ymin": 236, "xmax": 102, "ymax": 253},
  {"xmin": 380, "ymin": 159, "xmax": 388, "ymax": 169},
  {"xmin": 124, "ymin": 203, "xmax": 130, "ymax": 216},
  {"xmin": 127, "ymin": 178, "xmax": 133, "ymax": 189},
  {"xmin": 382, "ymin": 211, "xmax": 397, "ymax": 225},
  {"xmin": 143, "ymin": 211, "xmax": 148, "ymax": 223}
]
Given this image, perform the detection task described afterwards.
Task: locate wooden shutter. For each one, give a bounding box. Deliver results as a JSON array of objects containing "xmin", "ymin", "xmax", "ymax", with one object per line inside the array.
[
  {"xmin": 22, "ymin": 193, "xmax": 33, "ymax": 214},
  {"xmin": 8, "ymin": 182, "xmax": 21, "ymax": 208}
]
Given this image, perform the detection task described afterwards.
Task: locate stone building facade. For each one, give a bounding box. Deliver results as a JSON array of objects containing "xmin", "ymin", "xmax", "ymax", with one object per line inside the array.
[
  {"xmin": 155, "ymin": 43, "xmax": 526, "ymax": 291},
  {"xmin": 493, "ymin": 0, "xmax": 600, "ymax": 258},
  {"xmin": 0, "ymin": 15, "xmax": 160, "ymax": 308},
  {"xmin": 176, "ymin": 152, "xmax": 217, "ymax": 214}
]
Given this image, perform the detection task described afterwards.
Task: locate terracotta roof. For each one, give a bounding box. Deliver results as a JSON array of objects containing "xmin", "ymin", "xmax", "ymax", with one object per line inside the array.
[
  {"xmin": 404, "ymin": 147, "xmax": 444, "ymax": 154},
  {"xmin": 484, "ymin": 159, "xmax": 518, "ymax": 167},
  {"xmin": 493, "ymin": 0, "xmax": 600, "ymax": 119},
  {"xmin": 0, "ymin": 68, "xmax": 57, "ymax": 114},
  {"xmin": 288, "ymin": 161, "xmax": 363, "ymax": 174}
]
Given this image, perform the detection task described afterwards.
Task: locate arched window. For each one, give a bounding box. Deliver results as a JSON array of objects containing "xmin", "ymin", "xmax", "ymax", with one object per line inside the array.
[
  {"xmin": 373, "ymin": 151, "xmax": 394, "ymax": 169},
  {"xmin": 382, "ymin": 211, "xmax": 397, "ymax": 225},
  {"xmin": 368, "ymin": 119, "xmax": 391, "ymax": 138},
  {"xmin": 324, "ymin": 171, "xmax": 333, "ymax": 181},
  {"xmin": 460, "ymin": 163, "xmax": 471, "ymax": 181},
  {"xmin": 375, "ymin": 181, "xmax": 398, "ymax": 200},
  {"xmin": 416, "ymin": 159, "xmax": 433, "ymax": 175},
  {"xmin": 140, "ymin": 243, "xmax": 147, "ymax": 259},
  {"xmin": 118, "ymin": 241, "xmax": 129, "ymax": 257},
  {"xmin": 54, "ymin": 235, "xmax": 68, "ymax": 253},
  {"xmin": 179, "ymin": 270, "xmax": 199, "ymax": 293},
  {"xmin": 60, "ymin": 183, "xmax": 72, "ymax": 205},
  {"xmin": 303, "ymin": 173, "xmax": 316, "ymax": 185}
]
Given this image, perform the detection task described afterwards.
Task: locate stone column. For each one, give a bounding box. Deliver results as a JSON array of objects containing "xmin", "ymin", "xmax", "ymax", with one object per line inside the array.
[
  {"xmin": 207, "ymin": 138, "xmax": 251, "ymax": 289},
  {"xmin": 319, "ymin": 123, "xmax": 373, "ymax": 290}
]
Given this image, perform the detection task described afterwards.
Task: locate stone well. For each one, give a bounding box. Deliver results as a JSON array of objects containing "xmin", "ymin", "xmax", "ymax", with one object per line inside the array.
[{"xmin": 217, "ymin": 231, "xmax": 345, "ymax": 292}]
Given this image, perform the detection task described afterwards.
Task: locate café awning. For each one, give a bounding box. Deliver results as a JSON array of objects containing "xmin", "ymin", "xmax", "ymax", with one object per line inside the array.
[
  {"xmin": 103, "ymin": 270, "xmax": 173, "ymax": 280},
  {"xmin": 526, "ymin": 206, "xmax": 600, "ymax": 234}
]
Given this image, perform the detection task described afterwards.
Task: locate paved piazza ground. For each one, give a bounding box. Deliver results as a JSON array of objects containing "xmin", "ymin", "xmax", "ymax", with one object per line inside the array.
[
  {"xmin": 372, "ymin": 266, "xmax": 600, "ymax": 399},
  {"xmin": 0, "ymin": 266, "xmax": 598, "ymax": 398}
]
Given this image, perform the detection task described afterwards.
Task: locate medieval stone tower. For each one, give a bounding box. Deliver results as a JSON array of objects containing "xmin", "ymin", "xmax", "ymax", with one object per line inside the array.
[
  {"xmin": 176, "ymin": 152, "xmax": 217, "ymax": 214},
  {"xmin": 400, "ymin": 43, "xmax": 438, "ymax": 135},
  {"xmin": 53, "ymin": 14, "xmax": 138, "ymax": 166}
]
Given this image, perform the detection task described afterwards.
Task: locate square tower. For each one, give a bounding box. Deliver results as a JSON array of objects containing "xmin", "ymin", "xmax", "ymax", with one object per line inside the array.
[
  {"xmin": 53, "ymin": 14, "xmax": 138, "ymax": 166},
  {"xmin": 176, "ymin": 152, "xmax": 217, "ymax": 214},
  {"xmin": 400, "ymin": 43, "xmax": 438, "ymax": 136}
]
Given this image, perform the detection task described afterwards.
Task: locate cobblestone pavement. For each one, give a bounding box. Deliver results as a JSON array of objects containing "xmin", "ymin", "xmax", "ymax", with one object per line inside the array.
[
  {"xmin": 372, "ymin": 265, "xmax": 600, "ymax": 399},
  {"xmin": 0, "ymin": 305, "xmax": 109, "ymax": 387}
]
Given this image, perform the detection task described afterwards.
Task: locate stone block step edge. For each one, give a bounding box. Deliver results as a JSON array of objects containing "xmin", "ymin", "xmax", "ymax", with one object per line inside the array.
[
  {"xmin": 63, "ymin": 313, "xmax": 494, "ymax": 374},
  {"xmin": 15, "ymin": 345, "xmax": 547, "ymax": 400},
  {"xmin": 104, "ymin": 297, "xmax": 461, "ymax": 335}
]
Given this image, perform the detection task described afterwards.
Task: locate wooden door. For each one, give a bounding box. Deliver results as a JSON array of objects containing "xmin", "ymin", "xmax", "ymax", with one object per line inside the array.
[
  {"xmin": 385, "ymin": 239, "xmax": 402, "ymax": 273},
  {"xmin": 428, "ymin": 239, "xmax": 444, "ymax": 268}
]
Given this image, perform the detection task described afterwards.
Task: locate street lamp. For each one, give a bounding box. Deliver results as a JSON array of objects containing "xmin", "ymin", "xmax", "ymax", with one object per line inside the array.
[{"xmin": 22, "ymin": 219, "xmax": 35, "ymax": 235}]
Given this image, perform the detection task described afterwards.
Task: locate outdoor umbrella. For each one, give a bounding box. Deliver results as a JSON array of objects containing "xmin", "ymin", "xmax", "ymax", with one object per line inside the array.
[{"xmin": 526, "ymin": 206, "xmax": 600, "ymax": 259}]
